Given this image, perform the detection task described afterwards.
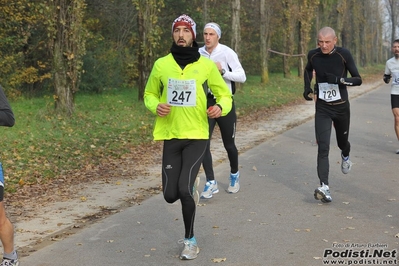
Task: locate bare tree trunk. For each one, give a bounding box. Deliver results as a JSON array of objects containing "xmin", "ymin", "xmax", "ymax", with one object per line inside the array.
[
  {"xmin": 336, "ymin": 0, "xmax": 347, "ymax": 39},
  {"xmin": 297, "ymin": 0, "xmax": 319, "ymax": 78},
  {"xmin": 53, "ymin": 41, "xmax": 74, "ymax": 115},
  {"xmin": 231, "ymin": 0, "xmax": 241, "ymax": 55},
  {"xmin": 385, "ymin": 0, "xmax": 399, "ymax": 44},
  {"xmin": 260, "ymin": 0, "xmax": 270, "ymax": 84},
  {"xmin": 135, "ymin": 0, "xmax": 161, "ymax": 101},
  {"xmin": 137, "ymin": 10, "xmax": 146, "ymax": 101},
  {"xmin": 51, "ymin": 0, "xmax": 86, "ymax": 116},
  {"xmin": 282, "ymin": 0, "xmax": 294, "ymax": 78},
  {"xmin": 203, "ymin": 0, "xmax": 209, "ymax": 24},
  {"xmin": 231, "ymin": 0, "xmax": 243, "ymax": 91},
  {"xmin": 297, "ymin": 22, "xmax": 305, "ymax": 78}
]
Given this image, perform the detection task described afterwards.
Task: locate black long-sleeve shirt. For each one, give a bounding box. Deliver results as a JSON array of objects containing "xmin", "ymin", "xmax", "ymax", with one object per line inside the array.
[
  {"xmin": 304, "ymin": 46, "xmax": 362, "ymax": 102},
  {"xmin": 0, "ymin": 85, "xmax": 15, "ymax": 127}
]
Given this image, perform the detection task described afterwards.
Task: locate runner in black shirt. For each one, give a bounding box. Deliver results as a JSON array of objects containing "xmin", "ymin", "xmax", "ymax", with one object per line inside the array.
[
  {"xmin": 0, "ymin": 85, "xmax": 19, "ymax": 265},
  {"xmin": 303, "ymin": 27, "xmax": 362, "ymax": 203}
]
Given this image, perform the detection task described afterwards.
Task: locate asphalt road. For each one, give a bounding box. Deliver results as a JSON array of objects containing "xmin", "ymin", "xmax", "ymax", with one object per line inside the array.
[{"xmin": 19, "ymin": 84, "xmax": 399, "ymax": 266}]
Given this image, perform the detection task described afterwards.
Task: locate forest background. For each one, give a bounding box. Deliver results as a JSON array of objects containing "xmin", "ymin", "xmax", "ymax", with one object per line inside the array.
[{"xmin": 0, "ymin": 0, "xmax": 395, "ymax": 194}]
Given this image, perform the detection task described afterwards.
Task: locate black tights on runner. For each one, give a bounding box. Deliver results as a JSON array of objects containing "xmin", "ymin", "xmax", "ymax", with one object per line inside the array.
[
  {"xmin": 315, "ymin": 101, "xmax": 351, "ymax": 185},
  {"xmin": 162, "ymin": 139, "xmax": 207, "ymax": 239},
  {"xmin": 203, "ymin": 100, "xmax": 238, "ymax": 181}
]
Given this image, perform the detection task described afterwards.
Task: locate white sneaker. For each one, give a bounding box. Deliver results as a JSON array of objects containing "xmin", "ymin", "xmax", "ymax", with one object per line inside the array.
[
  {"xmin": 0, "ymin": 258, "xmax": 19, "ymax": 266},
  {"xmin": 314, "ymin": 183, "xmax": 332, "ymax": 203},
  {"xmin": 200, "ymin": 180, "xmax": 219, "ymax": 199},
  {"xmin": 227, "ymin": 172, "xmax": 240, "ymax": 193},
  {"xmin": 341, "ymin": 155, "xmax": 352, "ymax": 174},
  {"xmin": 179, "ymin": 237, "xmax": 199, "ymax": 260}
]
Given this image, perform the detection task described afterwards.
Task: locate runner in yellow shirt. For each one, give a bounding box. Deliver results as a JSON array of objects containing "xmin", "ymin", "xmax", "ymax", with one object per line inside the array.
[{"xmin": 144, "ymin": 14, "xmax": 232, "ymax": 261}]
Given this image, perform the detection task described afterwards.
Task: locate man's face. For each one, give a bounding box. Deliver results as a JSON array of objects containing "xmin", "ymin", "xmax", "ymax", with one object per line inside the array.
[
  {"xmin": 392, "ymin": 42, "xmax": 399, "ymax": 58},
  {"xmin": 203, "ymin": 28, "xmax": 219, "ymax": 51},
  {"xmin": 173, "ymin": 26, "xmax": 194, "ymax": 47},
  {"xmin": 317, "ymin": 34, "xmax": 337, "ymax": 54}
]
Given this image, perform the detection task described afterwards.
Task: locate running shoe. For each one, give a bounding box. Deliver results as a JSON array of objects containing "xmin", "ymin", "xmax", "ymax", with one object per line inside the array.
[
  {"xmin": 193, "ymin": 176, "xmax": 200, "ymax": 206},
  {"xmin": 227, "ymin": 171, "xmax": 240, "ymax": 193},
  {"xmin": 0, "ymin": 258, "xmax": 19, "ymax": 266},
  {"xmin": 396, "ymin": 149, "xmax": 399, "ymax": 154},
  {"xmin": 341, "ymin": 155, "xmax": 352, "ymax": 174},
  {"xmin": 314, "ymin": 183, "xmax": 332, "ymax": 203},
  {"xmin": 179, "ymin": 237, "xmax": 199, "ymax": 260},
  {"xmin": 200, "ymin": 180, "xmax": 219, "ymax": 199}
]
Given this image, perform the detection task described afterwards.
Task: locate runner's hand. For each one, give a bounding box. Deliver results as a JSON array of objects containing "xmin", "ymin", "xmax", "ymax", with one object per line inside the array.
[
  {"xmin": 303, "ymin": 87, "xmax": 313, "ymax": 101},
  {"xmin": 325, "ymin": 73, "xmax": 339, "ymax": 84},
  {"xmin": 156, "ymin": 103, "xmax": 171, "ymax": 117},
  {"xmin": 207, "ymin": 105, "xmax": 222, "ymax": 118},
  {"xmin": 383, "ymin": 74, "xmax": 391, "ymax": 84}
]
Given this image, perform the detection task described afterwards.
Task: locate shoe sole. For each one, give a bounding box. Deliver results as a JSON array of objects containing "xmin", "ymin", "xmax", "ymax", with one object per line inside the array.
[
  {"xmin": 341, "ymin": 167, "xmax": 351, "ymax": 174},
  {"xmin": 227, "ymin": 184, "xmax": 240, "ymax": 194},
  {"xmin": 200, "ymin": 189, "xmax": 219, "ymax": 199},
  {"xmin": 314, "ymin": 189, "xmax": 332, "ymax": 203},
  {"xmin": 180, "ymin": 247, "xmax": 200, "ymax": 260}
]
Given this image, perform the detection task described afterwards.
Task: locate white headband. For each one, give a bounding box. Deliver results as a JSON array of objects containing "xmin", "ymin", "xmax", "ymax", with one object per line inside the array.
[{"xmin": 204, "ymin": 22, "xmax": 221, "ymax": 38}]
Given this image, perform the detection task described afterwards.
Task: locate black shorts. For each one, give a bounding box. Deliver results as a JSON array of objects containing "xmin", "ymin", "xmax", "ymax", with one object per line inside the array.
[{"xmin": 391, "ymin": 94, "xmax": 399, "ymax": 109}]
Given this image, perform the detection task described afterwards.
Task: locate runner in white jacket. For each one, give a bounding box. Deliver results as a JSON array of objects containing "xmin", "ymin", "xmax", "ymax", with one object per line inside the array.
[
  {"xmin": 383, "ymin": 39, "xmax": 399, "ymax": 154},
  {"xmin": 199, "ymin": 22, "xmax": 246, "ymax": 199}
]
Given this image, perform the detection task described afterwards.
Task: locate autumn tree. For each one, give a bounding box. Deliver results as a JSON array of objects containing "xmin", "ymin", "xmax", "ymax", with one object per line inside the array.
[
  {"xmin": 82, "ymin": 0, "xmax": 137, "ymax": 93},
  {"xmin": 133, "ymin": 0, "xmax": 164, "ymax": 101},
  {"xmin": 231, "ymin": 0, "xmax": 241, "ymax": 54},
  {"xmin": 0, "ymin": 1, "xmax": 51, "ymax": 97},
  {"xmin": 385, "ymin": 0, "xmax": 399, "ymax": 43},
  {"xmin": 260, "ymin": 0, "xmax": 272, "ymax": 84},
  {"xmin": 297, "ymin": 0, "xmax": 319, "ymax": 78},
  {"xmin": 281, "ymin": 0, "xmax": 296, "ymax": 78},
  {"xmin": 0, "ymin": 0, "xmax": 388, "ymax": 102},
  {"xmin": 202, "ymin": 0, "xmax": 210, "ymax": 23},
  {"xmin": 48, "ymin": 0, "xmax": 86, "ymax": 115}
]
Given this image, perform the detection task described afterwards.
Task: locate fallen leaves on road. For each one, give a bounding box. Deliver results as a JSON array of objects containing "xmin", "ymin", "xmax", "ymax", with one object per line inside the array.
[{"xmin": 211, "ymin": 257, "xmax": 227, "ymax": 263}]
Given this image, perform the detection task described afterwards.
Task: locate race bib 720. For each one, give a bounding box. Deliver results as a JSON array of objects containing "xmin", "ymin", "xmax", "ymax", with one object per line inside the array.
[{"xmin": 318, "ymin": 82, "xmax": 341, "ymax": 102}]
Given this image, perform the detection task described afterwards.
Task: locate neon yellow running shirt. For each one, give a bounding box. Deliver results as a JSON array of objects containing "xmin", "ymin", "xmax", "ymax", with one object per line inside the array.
[{"xmin": 144, "ymin": 54, "xmax": 232, "ymax": 140}]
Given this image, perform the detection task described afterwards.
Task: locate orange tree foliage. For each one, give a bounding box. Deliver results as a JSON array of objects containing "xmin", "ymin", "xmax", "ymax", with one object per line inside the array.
[{"xmin": 0, "ymin": 0, "xmax": 51, "ymax": 98}]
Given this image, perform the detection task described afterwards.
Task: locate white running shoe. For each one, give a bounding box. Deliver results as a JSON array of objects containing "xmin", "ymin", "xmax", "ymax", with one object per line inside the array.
[
  {"xmin": 200, "ymin": 180, "xmax": 219, "ymax": 199},
  {"xmin": 314, "ymin": 183, "xmax": 332, "ymax": 203},
  {"xmin": 227, "ymin": 172, "xmax": 240, "ymax": 193},
  {"xmin": 179, "ymin": 237, "xmax": 199, "ymax": 260},
  {"xmin": 0, "ymin": 258, "xmax": 19, "ymax": 266},
  {"xmin": 341, "ymin": 155, "xmax": 352, "ymax": 174}
]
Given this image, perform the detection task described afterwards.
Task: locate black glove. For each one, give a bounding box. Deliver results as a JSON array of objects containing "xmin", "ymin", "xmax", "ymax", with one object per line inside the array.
[
  {"xmin": 303, "ymin": 87, "xmax": 313, "ymax": 101},
  {"xmin": 383, "ymin": 74, "xmax": 391, "ymax": 84},
  {"xmin": 325, "ymin": 73, "xmax": 339, "ymax": 84}
]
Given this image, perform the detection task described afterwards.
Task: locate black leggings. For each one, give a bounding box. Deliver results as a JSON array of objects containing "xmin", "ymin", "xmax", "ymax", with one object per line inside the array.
[
  {"xmin": 202, "ymin": 99, "xmax": 238, "ymax": 181},
  {"xmin": 315, "ymin": 101, "xmax": 351, "ymax": 186},
  {"xmin": 162, "ymin": 139, "xmax": 207, "ymax": 239}
]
